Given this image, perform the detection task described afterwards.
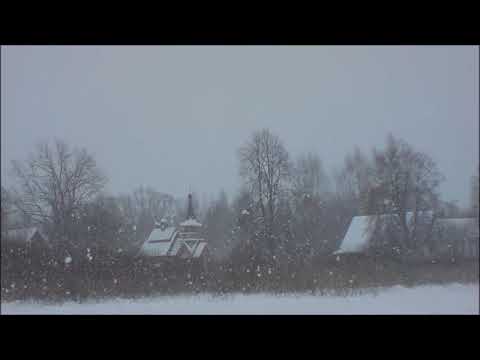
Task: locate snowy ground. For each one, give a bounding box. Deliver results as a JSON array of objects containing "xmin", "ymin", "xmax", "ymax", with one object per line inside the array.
[{"xmin": 2, "ymin": 283, "xmax": 478, "ymax": 314}]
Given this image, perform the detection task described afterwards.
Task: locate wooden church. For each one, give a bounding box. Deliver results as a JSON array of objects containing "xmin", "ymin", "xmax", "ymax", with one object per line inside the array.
[{"xmin": 137, "ymin": 194, "xmax": 208, "ymax": 263}]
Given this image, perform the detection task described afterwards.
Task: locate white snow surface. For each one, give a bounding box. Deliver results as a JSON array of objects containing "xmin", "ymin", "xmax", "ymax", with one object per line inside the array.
[{"xmin": 1, "ymin": 283, "xmax": 478, "ymax": 315}]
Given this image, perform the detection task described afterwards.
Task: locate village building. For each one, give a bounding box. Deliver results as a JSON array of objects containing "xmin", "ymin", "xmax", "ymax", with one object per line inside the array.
[
  {"xmin": 137, "ymin": 194, "xmax": 209, "ymax": 263},
  {"xmin": 336, "ymin": 212, "xmax": 479, "ymax": 260}
]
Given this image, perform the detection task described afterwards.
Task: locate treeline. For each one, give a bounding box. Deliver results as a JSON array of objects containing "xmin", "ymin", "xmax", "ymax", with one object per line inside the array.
[{"xmin": 1, "ymin": 130, "xmax": 479, "ymax": 301}]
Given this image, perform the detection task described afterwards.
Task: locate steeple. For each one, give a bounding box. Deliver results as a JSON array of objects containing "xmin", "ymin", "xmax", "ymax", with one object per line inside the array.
[{"xmin": 187, "ymin": 193, "xmax": 195, "ymax": 220}]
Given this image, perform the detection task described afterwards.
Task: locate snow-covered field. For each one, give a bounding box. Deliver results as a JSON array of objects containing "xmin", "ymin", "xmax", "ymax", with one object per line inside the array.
[{"xmin": 2, "ymin": 283, "xmax": 478, "ymax": 315}]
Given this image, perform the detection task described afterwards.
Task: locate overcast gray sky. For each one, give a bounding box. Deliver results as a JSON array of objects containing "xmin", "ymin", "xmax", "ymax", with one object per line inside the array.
[{"xmin": 1, "ymin": 46, "xmax": 478, "ymax": 207}]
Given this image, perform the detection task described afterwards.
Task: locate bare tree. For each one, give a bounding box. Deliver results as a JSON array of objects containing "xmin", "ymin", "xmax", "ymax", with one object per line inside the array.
[
  {"xmin": 117, "ymin": 186, "xmax": 176, "ymax": 244},
  {"xmin": 367, "ymin": 134, "xmax": 444, "ymax": 254},
  {"xmin": 238, "ymin": 129, "xmax": 291, "ymax": 258},
  {"xmin": 10, "ymin": 140, "xmax": 107, "ymax": 249},
  {"xmin": 204, "ymin": 190, "xmax": 235, "ymax": 260},
  {"xmin": 290, "ymin": 153, "xmax": 333, "ymax": 256},
  {"xmin": 76, "ymin": 194, "xmax": 129, "ymax": 257},
  {"xmin": 335, "ymin": 147, "xmax": 374, "ymax": 215},
  {"xmin": 292, "ymin": 153, "xmax": 331, "ymax": 197}
]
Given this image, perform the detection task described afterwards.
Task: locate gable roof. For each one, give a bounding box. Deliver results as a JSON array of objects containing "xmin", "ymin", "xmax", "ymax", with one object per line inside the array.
[
  {"xmin": 336, "ymin": 216, "xmax": 373, "ymax": 254},
  {"xmin": 168, "ymin": 238, "xmax": 186, "ymax": 256},
  {"xmin": 176, "ymin": 242, "xmax": 192, "ymax": 259},
  {"xmin": 192, "ymin": 241, "xmax": 207, "ymax": 258},
  {"xmin": 184, "ymin": 240, "xmax": 198, "ymax": 253}
]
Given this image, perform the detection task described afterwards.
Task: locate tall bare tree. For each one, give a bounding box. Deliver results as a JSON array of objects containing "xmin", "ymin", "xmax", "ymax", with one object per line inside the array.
[
  {"xmin": 10, "ymin": 140, "xmax": 107, "ymax": 249},
  {"xmin": 335, "ymin": 147, "xmax": 374, "ymax": 215},
  {"xmin": 367, "ymin": 134, "xmax": 444, "ymax": 254},
  {"xmin": 292, "ymin": 153, "xmax": 331, "ymax": 197},
  {"xmin": 238, "ymin": 129, "xmax": 291, "ymax": 257},
  {"xmin": 291, "ymin": 153, "xmax": 332, "ymax": 255}
]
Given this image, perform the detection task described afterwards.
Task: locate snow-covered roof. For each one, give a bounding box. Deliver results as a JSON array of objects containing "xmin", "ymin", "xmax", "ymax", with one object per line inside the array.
[
  {"xmin": 192, "ymin": 242, "xmax": 207, "ymax": 258},
  {"xmin": 180, "ymin": 218, "xmax": 202, "ymax": 227},
  {"xmin": 336, "ymin": 211, "xmax": 435, "ymax": 254},
  {"xmin": 336, "ymin": 216, "xmax": 373, "ymax": 254},
  {"xmin": 5, "ymin": 227, "xmax": 47, "ymax": 244},
  {"xmin": 138, "ymin": 224, "xmax": 209, "ymax": 259},
  {"xmin": 148, "ymin": 227, "xmax": 176, "ymax": 242},
  {"xmin": 138, "ymin": 227, "xmax": 177, "ymax": 257},
  {"xmin": 184, "ymin": 240, "xmax": 198, "ymax": 254},
  {"xmin": 168, "ymin": 238, "xmax": 185, "ymax": 256}
]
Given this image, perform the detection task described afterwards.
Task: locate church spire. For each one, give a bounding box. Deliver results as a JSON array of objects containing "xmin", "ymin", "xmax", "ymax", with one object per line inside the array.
[{"xmin": 187, "ymin": 193, "xmax": 195, "ymax": 220}]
